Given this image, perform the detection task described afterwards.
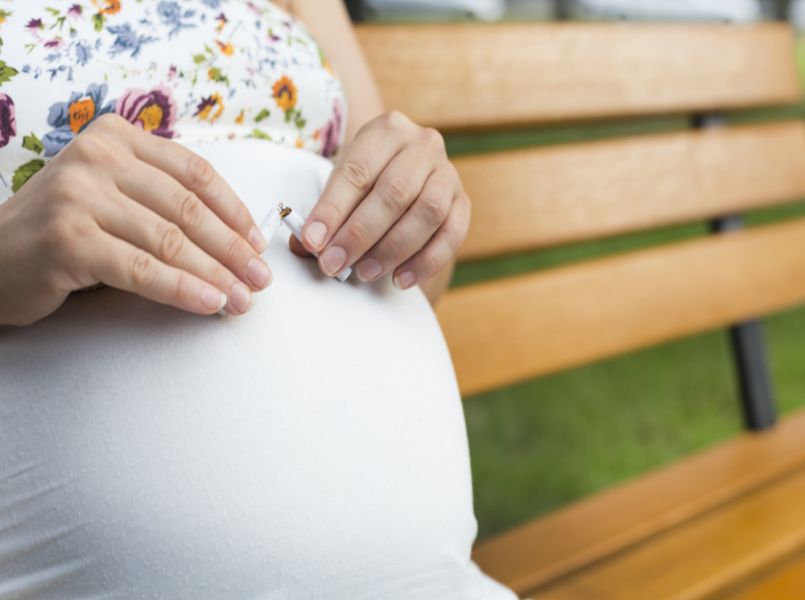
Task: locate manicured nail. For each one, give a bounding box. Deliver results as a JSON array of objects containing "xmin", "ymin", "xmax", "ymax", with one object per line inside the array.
[
  {"xmin": 230, "ymin": 281, "xmax": 252, "ymax": 313},
  {"xmin": 394, "ymin": 271, "xmax": 417, "ymax": 290},
  {"xmin": 304, "ymin": 221, "xmax": 327, "ymax": 251},
  {"xmin": 356, "ymin": 258, "xmax": 382, "ymax": 282},
  {"xmin": 319, "ymin": 246, "xmax": 347, "ymax": 276},
  {"xmin": 247, "ymin": 257, "xmax": 272, "ymax": 289},
  {"xmin": 201, "ymin": 287, "xmax": 228, "ymax": 312},
  {"xmin": 248, "ymin": 226, "xmax": 268, "ymax": 253}
]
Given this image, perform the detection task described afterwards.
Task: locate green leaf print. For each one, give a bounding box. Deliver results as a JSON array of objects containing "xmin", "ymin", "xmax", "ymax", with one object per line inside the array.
[
  {"xmin": 207, "ymin": 66, "xmax": 230, "ymax": 85},
  {"xmin": 254, "ymin": 109, "xmax": 270, "ymax": 123},
  {"xmin": 250, "ymin": 128, "xmax": 272, "ymax": 141},
  {"xmin": 22, "ymin": 133, "xmax": 44, "ymax": 155},
  {"xmin": 192, "ymin": 54, "xmax": 206, "ymax": 64},
  {"xmin": 92, "ymin": 13, "xmax": 104, "ymax": 33},
  {"xmin": 11, "ymin": 160, "xmax": 46, "ymax": 193},
  {"xmin": 0, "ymin": 60, "xmax": 18, "ymax": 86}
]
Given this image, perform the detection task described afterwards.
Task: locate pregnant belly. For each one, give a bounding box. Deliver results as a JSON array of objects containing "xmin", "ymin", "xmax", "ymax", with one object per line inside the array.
[{"xmin": 0, "ymin": 143, "xmax": 509, "ymax": 599}]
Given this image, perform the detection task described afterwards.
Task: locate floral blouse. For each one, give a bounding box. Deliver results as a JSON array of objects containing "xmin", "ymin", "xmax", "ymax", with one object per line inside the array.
[{"xmin": 0, "ymin": 0, "xmax": 347, "ymax": 202}]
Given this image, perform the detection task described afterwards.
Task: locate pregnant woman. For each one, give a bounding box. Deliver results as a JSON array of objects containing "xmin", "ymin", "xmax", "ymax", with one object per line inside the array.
[{"xmin": 0, "ymin": 1, "xmax": 515, "ymax": 598}]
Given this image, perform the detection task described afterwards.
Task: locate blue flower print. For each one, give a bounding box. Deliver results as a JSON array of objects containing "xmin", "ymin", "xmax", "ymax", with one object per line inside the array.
[
  {"xmin": 42, "ymin": 83, "xmax": 116, "ymax": 157},
  {"xmin": 157, "ymin": 2, "xmax": 197, "ymax": 38},
  {"xmin": 75, "ymin": 41, "xmax": 93, "ymax": 66},
  {"xmin": 107, "ymin": 24, "xmax": 157, "ymax": 58}
]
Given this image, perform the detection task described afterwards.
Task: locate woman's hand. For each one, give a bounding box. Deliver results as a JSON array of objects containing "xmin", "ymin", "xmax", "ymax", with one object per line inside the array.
[
  {"xmin": 291, "ymin": 111, "xmax": 470, "ymax": 291},
  {"xmin": 0, "ymin": 114, "xmax": 271, "ymax": 326}
]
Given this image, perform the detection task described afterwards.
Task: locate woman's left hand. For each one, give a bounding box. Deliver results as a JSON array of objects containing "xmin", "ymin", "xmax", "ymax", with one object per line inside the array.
[{"xmin": 291, "ymin": 111, "xmax": 470, "ymax": 290}]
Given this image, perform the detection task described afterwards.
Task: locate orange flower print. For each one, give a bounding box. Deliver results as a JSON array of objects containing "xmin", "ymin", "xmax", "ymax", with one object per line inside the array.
[
  {"xmin": 194, "ymin": 93, "xmax": 224, "ymax": 123},
  {"xmin": 235, "ymin": 110, "xmax": 245, "ymax": 125},
  {"xmin": 215, "ymin": 40, "xmax": 234, "ymax": 56},
  {"xmin": 272, "ymin": 75, "xmax": 297, "ymax": 112},
  {"xmin": 68, "ymin": 98, "xmax": 96, "ymax": 133},
  {"xmin": 93, "ymin": 0, "xmax": 121, "ymax": 15}
]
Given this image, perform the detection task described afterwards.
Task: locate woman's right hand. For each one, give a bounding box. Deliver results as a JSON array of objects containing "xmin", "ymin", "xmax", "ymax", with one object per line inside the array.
[{"xmin": 0, "ymin": 114, "xmax": 272, "ymax": 326}]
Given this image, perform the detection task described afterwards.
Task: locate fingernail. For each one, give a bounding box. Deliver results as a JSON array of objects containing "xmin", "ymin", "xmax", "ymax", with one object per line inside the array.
[
  {"xmin": 247, "ymin": 257, "xmax": 272, "ymax": 289},
  {"xmin": 394, "ymin": 271, "xmax": 417, "ymax": 290},
  {"xmin": 356, "ymin": 258, "xmax": 382, "ymax": 282},
  {"xmin": 319, "ymin": 246, "xmax": 347, "ymax": 276},
  {"xmin": 230, "ymin": 281, "xmax": 252, "ymax": 313},
  {"xmin": 201, "ymin": 287, "xmax": 227, "ymax": 312},
  {"xmin": 248, "ymin": 226, "xmax": 268, "ymax": 253},
  {"xmin": 304, "ymin": 221, "xmax": 327, "ymax": 251}
]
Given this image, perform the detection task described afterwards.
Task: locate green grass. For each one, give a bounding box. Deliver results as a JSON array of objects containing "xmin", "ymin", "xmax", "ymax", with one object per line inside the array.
[{"xmin": 454, "ymin": 43, "xmax": 805, "ymax": 539}]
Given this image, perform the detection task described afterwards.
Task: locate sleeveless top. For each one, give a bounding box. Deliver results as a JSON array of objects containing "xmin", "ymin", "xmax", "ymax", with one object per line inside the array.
[{"xmin": 0, "ymin": 0, "xmax": 346, "ymax": 202}]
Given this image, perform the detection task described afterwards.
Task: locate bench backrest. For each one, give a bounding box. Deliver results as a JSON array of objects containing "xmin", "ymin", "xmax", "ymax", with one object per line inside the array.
[{"xmin": 357, "ymin": 22, "xmax": 805, "ymax": 397}]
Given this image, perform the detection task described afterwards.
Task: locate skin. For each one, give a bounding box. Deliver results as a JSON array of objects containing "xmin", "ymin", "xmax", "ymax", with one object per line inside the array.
[
  {"xmin": 285, "ymin": 0, "xmax": 468, "ymax": 305},
  {"xmin": 0, "ymin": 1, "xmax": 468, "ymax": 326}
]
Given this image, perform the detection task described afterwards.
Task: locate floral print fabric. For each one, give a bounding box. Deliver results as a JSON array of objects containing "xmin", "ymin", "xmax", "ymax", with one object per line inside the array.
[{"xmin": 0, "ymin": 0, "xmax": 347, "ymax": 200}]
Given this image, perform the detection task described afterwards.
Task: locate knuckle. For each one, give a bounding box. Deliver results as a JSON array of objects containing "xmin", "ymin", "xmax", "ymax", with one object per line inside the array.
[
  {"xmin": 185, "ymin": 154, "xmax": 216, "ymax": 190},
  {"xmin": 421, "ymin": 127, "xmax": 445, "ymax": 150},
  {"xmin": 91, "ymin": 112, "xmax": 125, "ymax": 134},
  {"xmin": 209, "ymin": 263, "xmax": 232, "ymax": 287},
  {"xmin": 339, "ymin": 160, "xmax": 373, "ymax": 192},
  {"xmin": 443, "ymin": 223, "xmax": 466, "ymax": 252},
  {"xmin": 177, "ymin": 192, "xmax": 204, "ymax": 231},
  {"xmin": 420, "ymin": 194, "xmax": 449, "ymax": 225},
  {"xmin": 379, "ymin": 233, "xmax": 405, "ymax": 263},
  {"xmin": 156, "ymin": 222, "xmax": 184, "ymax": 263},
  {"xmin": 224, "ymin": 233, "xmax": 245, "ymax": 262},
  {"xmin": 67, "ymin": 133, "xmax": 100, "ymax": 163},
  {"xmin": 129, "ymin": 251, "xmax": 158, "ymax": 290},
  {"xmin": 344, "ymin": 219, "xmax": 372, "ymax": 250},
  {"xmin": 418, "ymin": 251, "xmax": 441, "ymax": 277},
  {"xmin": 377, "ymin": 177, "xmax": 409, "ymax": 213},
  {"xmin": 382, "ymin": 110, "xmax": 408, "ymax": 131}
]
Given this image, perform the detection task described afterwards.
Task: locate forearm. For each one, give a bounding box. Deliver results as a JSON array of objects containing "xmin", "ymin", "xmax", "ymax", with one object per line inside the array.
[{"xmin": 288, "ymin": 0, "xmax": 384, "ymax": 142}]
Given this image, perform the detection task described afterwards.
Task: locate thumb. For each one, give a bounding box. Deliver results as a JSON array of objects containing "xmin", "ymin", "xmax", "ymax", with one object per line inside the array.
[{"xmin": 289, "ymin": 234, "xmax": 314, "ymax": 258}]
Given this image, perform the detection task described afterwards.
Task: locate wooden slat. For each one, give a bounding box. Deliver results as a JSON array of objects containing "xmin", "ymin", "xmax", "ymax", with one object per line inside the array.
[
  {"xmin": 473, "ymin": 409, "xmax": 805, "ymax": 596},
  {"xmin": 356, "ymin": 23, "xmax": 800, "ymax": 131},
  {"xmin": 456, "ymin": 121, "xmax": 805, "ymax": 260},
  {"xmin": 725, "ymin": 552, "xmax": 805, "ymax": 600},
  {"xmin": 529, "ymin": 460, "xmax": 805, "ymax": 599},
  {"xmin": 437, "ymin": 218, "xmax": 805, "ymax": 397}
]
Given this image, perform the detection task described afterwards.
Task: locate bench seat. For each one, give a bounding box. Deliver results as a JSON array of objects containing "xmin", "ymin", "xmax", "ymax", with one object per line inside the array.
[{"xmin": 473, "ymin": 407, "xmax": 805, "ymax": 599}]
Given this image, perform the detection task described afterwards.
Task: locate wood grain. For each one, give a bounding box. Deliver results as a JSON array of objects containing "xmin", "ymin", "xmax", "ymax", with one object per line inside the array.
[
  {"xmin": 437, "ymin": 219, "xmax": 805, "ymax": 397},
  {"xmin": 356, "ymin": 23, "xmax": 800, "ymax": 131},
  {"xmin": 724, "ymin": 551, "xmax": 805, "ymax": 600},
  {"xmin": 527, "ymin": 462, "xmax": 805, "ymax": 599},
  {"xmin": 455, "ymin": 121, "xmax": 805, "ymax": 260},
  {"xmin": 473, "ymin": 409, "xmax": 805, "ymax": 596}
]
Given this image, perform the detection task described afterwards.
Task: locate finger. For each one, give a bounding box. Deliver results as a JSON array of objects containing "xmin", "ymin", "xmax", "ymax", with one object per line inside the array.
[
  {"xmin": 317, "ymin": 145, "xmax": 436, "ymax": 278},
  {"xmin": 288, "ymin": 235, "xmax": 314, "ymax": 258},
  {"xmin": 301, "ymin": 112, "xmax": 417, "ymax": 255},
  {"xmin": 129, "ymin": 131, "xmax": 267, "ymax": 252},
  {"xmin": 116, "ymin": 159, "xmax": 272, "ymax": 295},
  {"xmin": 84, "ymin": 228, "xmax": 229, "ymax": 316},
  {"xmin": 94, "ymin": 189, "xmax": 258, "ymax": 315},
  {"xmin": 354, "ymin": 165, "xmax": 456, "ymax": 283},
  {"xmin": 392, "ymin": 192, "xmax": 470, "ymax": 290}
]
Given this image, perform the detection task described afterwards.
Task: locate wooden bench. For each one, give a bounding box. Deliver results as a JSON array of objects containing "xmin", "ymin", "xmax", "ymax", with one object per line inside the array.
[{"xmin": 358, "ymin": 22, "xmax": 805, "ymax": 599}]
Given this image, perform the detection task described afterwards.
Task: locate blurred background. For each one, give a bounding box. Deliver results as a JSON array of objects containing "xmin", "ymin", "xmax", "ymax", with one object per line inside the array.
[{"xmin": 348, "ymin": 0, "xmax": 805, "ymax": 539}]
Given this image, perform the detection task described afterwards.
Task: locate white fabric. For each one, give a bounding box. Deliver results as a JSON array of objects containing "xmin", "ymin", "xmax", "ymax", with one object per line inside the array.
[{"xmin": 0, "ymin": 141, "xmax": 516, "ymax": 599}]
